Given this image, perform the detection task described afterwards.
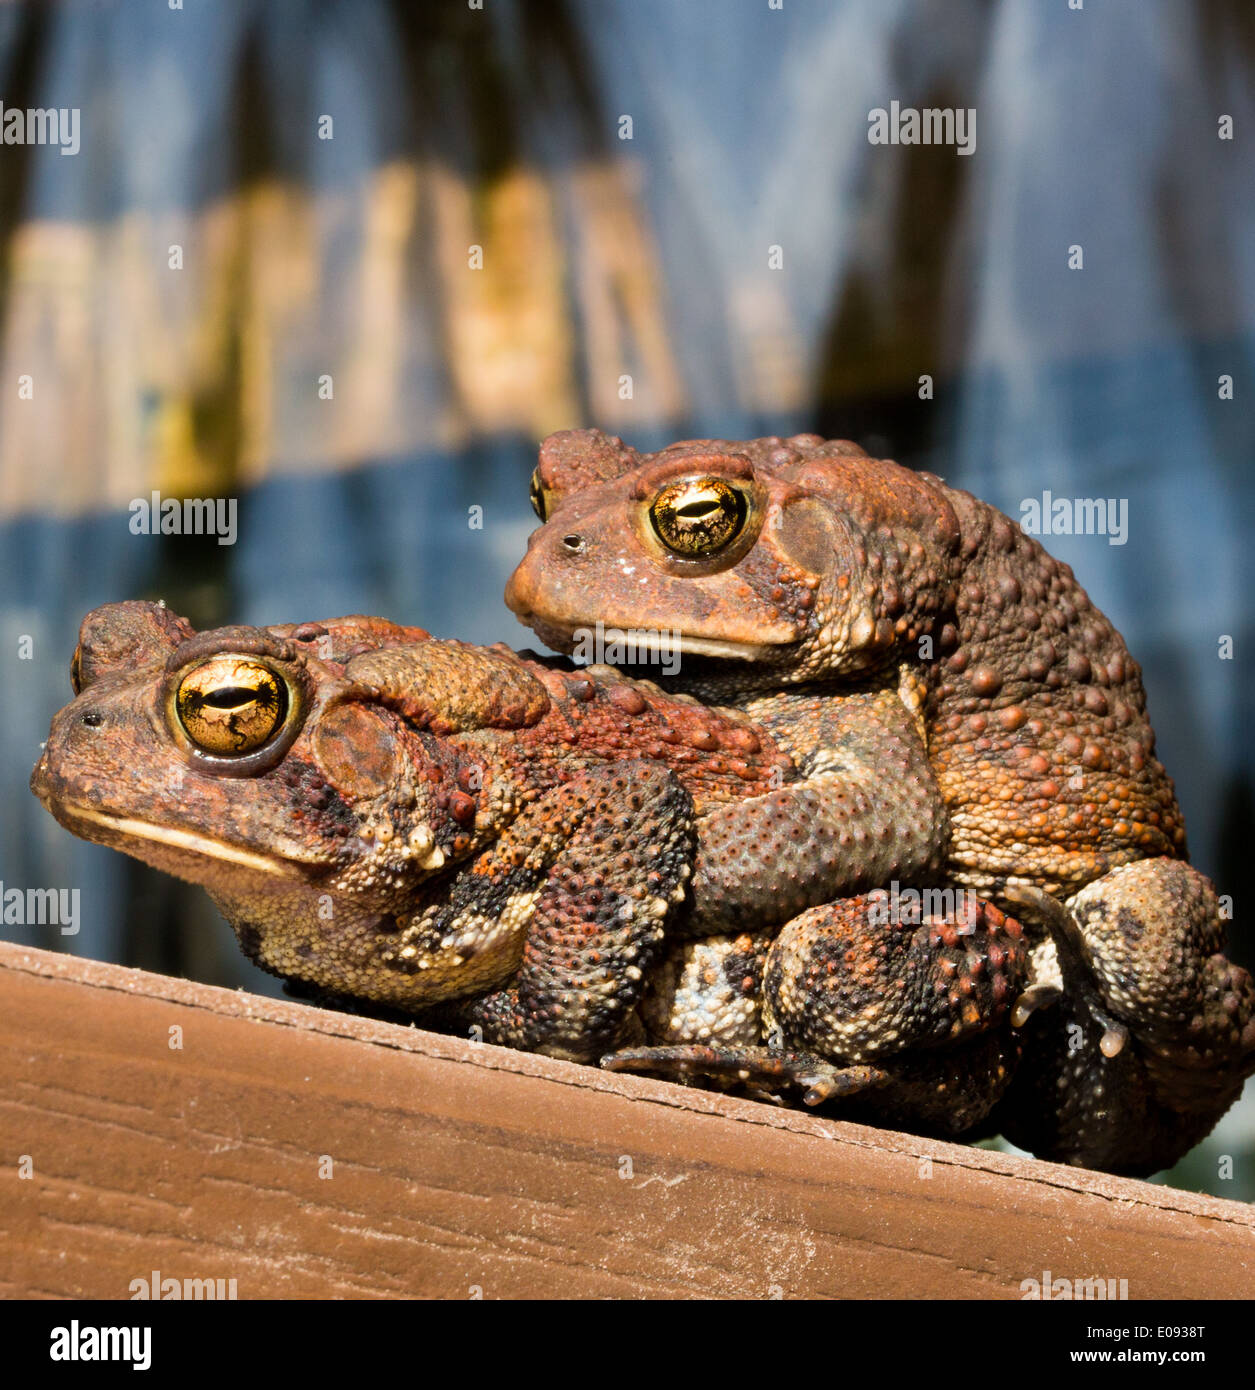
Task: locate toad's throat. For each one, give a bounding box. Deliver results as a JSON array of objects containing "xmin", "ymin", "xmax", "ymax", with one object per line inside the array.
[{"xmin": 55, "ymin": 804, "xmax": 302, "ymax": 878}]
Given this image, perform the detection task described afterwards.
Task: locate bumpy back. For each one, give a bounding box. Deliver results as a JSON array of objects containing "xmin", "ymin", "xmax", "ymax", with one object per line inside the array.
[
  {"xmin": 516, "ymin": 428, "xmax": 1188, "ymax": 897},
  {"xmin": 916, "ymin": 474, "xmax": 1186, "ymax": 896}
]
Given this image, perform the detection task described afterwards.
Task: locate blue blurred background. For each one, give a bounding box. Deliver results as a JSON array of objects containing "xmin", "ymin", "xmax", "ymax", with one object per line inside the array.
[{"xmin": 1, "ymin": 0, "xmax": 1250, "ymax": 1193}]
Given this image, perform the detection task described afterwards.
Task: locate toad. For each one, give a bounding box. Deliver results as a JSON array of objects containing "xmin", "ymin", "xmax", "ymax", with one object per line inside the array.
[
  {"xmin": 31, "ymin": 600, "xmax": 1030, "ymax": 1140},
  {"xmin": 507, "ymin": 428, "xmax": 1255, "ymax": 1173}
]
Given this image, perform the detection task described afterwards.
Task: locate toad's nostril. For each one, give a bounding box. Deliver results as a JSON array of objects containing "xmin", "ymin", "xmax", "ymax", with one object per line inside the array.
[
  {"xmin": 561, "ymin": 533, "xmax": 585, "ymax": 553},
  {"xmin": 81, "ymin": 710, "xmax": 105, "ymax": 728}
]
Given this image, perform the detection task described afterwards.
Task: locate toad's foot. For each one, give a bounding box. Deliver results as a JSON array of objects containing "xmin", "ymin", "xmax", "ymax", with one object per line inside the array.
[
  {"xmin": 1005, "ymin": 883, "xmax": 1130, "ymax": 1058},
  {"xmin": 602, "ymin": 1043, "xmax": 885, "ymax": 1107},
  {"xmin": 996, "ymin": 860, "xmax": 1255, "ymax": 1175}
]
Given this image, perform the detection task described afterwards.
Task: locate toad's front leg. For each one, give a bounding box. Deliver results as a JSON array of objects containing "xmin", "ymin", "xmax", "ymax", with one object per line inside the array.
[
  {"xmin": 428, "ymin": 760, "xmax": 695, "ymax": 1061},
  {"xmin": 684, "ymin": 678, "xmax": 950, "ymax": 934}
]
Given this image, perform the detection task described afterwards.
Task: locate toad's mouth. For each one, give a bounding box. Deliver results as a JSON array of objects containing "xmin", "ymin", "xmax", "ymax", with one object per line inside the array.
[
  {"xmin": 43, "ymin": 801, "xmax": 305, "ymax": 879},
  {"xmin": 523, "ymin": 616, "xmax": 792, "ymax": 663}
]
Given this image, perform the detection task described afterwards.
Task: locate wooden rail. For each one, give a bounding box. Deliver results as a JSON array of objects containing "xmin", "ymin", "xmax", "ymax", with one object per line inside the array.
[{"xmin": 0, "ymin": 940, "xmax": 1251, "ymax": 1299}]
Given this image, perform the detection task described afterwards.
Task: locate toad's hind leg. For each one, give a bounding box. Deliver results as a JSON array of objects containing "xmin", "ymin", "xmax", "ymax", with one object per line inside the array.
[
  {"xmin": 448, "ymin": 760, "xmax": 695, "ymax": 1062},
  {"xmin": 998, "ymin": 861, "xmax": 1255, "ymax": 1175},
  {"xmin": 606, "ymin": 890, "xmax": 1031, "ymax": 1135}
]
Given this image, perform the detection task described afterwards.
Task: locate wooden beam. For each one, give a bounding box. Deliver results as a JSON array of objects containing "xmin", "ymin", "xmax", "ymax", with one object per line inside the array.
[{"xmin": 0, "ymin": 940, "xmax": 1250, "ymax": 1299}]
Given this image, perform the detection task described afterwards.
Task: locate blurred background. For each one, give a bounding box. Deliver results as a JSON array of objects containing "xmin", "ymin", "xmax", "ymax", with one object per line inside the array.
[{"xmin": 1, "ymin": 0, "xmax": 1251, "ymax": 1194}]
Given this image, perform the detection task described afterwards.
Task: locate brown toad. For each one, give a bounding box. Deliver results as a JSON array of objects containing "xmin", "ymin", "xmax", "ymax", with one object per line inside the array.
[
  {"xmin": 506, "ymin": 428, "xmax": 1255, "ymax": 1174},
  {"xmin": 31, "ymin": 600, "xmax": 1030, "ymax": 1139}
]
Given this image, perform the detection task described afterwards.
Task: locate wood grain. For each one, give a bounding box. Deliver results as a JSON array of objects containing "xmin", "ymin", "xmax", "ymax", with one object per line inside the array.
[{"xmin": 0, "ymin": 940, "xmax": 1251, "ymax": 1300}]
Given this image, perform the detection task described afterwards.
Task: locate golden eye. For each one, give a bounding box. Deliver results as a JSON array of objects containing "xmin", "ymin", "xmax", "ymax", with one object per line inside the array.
[
  {"xmin": 176, "ymin": 657, "xmax": 288, "ymax": 755},
  {"xmin": 529, "ymin": 467, "xmax": 548, "ymax": 521},
  {"xmin": 70, "ymin": 644, "xmax": 84, "ymax": 695},
  {"xmin": 649, "ymin": 477, "xmax": 748, "ymax": 556}
]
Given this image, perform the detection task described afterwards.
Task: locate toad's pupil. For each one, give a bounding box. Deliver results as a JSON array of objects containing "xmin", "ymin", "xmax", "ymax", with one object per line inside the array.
[{"xmin": 204, "ymin": 685, "xmax": 268, "ymax": 709}]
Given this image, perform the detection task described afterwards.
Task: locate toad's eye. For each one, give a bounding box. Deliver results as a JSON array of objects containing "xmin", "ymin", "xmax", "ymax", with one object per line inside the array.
[
  {"xmin": 529, "ymin": 467, "xmax": 548, "ymax": 522},
  {"xmin": 70, "ymin": 644, "xmax": 84, "ymax": 695},
  {"xmin": 649, "ymin": 477, "xmax": 748, "ymax": 556},
  {"xmin": 176, "ymin": 657, "xmax": 288, "ymax": 755}
]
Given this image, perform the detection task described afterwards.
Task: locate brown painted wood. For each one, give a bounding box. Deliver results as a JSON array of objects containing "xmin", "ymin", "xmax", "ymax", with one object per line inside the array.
[{"xmin": 0, "ymin": 939, "xmax": 1251, "ymax": 1300}]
